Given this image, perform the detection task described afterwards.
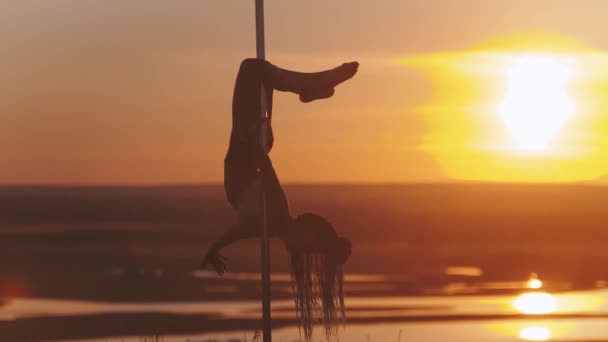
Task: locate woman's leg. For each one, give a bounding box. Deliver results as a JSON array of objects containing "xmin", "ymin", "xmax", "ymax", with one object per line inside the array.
[
  {"xmin": 231, "ymin": 58, "xmax": 359, "ymax": 148},
  {"xmin": 226, "ymin": 58, "xmax": 358, "ymax": 206},
  {"xmin": 265, "ymin": 60, "xmax": 359, "ymax": 103},
  {"xmin": 231, "ymin": 58, "xmax": 275, "ymax": 150},
  {"xmin": 238, "ymin": 58, "xmax": 359, "ymax": 102}
]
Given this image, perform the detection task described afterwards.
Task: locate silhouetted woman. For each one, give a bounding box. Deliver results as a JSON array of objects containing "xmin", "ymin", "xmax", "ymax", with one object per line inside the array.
[{"xmin": 201, "ymin": 58, "xmax": 358, "ymax": 340}]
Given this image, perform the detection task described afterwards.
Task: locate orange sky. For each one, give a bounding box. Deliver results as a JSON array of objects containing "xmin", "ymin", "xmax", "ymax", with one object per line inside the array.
[{"xmin": 3, "ymin": 0, "xmax": 608, "ymax": 184}]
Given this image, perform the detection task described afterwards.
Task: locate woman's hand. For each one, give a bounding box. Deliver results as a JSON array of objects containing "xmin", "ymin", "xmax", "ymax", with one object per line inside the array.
[
  {"xmin": 200, "ymin": 223, "xmax": 257, "ymax": 275},
  {"xmin": 201, "ymin": 250, "xmax": 228, "ymax": 275}
]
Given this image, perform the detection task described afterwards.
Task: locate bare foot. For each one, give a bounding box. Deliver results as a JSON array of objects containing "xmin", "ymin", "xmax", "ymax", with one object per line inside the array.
[{"xmin": 299, "ymin": 62, "xmax": 359, "ymax": 103}]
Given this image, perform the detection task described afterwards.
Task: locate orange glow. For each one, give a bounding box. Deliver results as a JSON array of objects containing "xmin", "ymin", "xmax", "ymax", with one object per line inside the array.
[
  {"xmin": 555, "ymin": 291, "xmax": 605, "ymax": 312},
  {"xmin": 444, "ymin": 266, "xmax": 483, "ymax": 277},
  {"xmin": 0, "ymin": 277, "xmax": 29, "ymax": 298},
  {"xmin": 402, "ymin": 32, "xmax": 608, "ymax": 182}
]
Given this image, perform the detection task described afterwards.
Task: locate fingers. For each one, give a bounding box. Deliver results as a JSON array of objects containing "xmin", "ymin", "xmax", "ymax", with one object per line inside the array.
[
  {"xmin": 200, "ymin": 251, "xmax": 228, "ymax": 273},
  {"xmin": 204, "ymin": 252, "xmax": 228, "ymax": 275},
  {"xmin": 213, "ymin": 259, "xmax": 227, "ymax": 275},
  {"xmin": 216, "ymin": 263, "xmax": 226, "ymax": 275}
]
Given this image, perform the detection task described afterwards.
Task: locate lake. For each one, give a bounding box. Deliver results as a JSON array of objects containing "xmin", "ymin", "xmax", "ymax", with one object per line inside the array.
[{"xmin": 1, "ymin": 184, "xmax": 608, "ymax": 341}]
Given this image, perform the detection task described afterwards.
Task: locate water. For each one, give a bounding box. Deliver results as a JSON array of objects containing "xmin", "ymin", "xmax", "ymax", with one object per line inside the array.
[
  {"xmin": 3, "ymin": 185, "xmax": 608, "ymax": 341},
  {"xmin": 3, "ymin": 287, "xmax": 608, "ymax": 341}
]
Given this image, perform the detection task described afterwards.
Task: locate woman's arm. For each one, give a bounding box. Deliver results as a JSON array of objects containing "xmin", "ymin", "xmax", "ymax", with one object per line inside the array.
[{"xmin": 201, "ymin": 223, "xmax": 259, "ymax": 274}]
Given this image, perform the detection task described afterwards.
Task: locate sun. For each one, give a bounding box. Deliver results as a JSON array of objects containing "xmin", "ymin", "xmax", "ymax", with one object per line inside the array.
[
  {"xmin": 403, "ymin": 31, "xmax": 608, "ymax": 182},
  {"xmin": 498, "ymin": 55, "xmax": 575, "ymax": 151}
]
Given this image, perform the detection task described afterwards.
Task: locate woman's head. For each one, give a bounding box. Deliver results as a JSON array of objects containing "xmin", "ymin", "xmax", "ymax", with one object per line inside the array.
[
  {"xmin": 288, "ymin": 213, "xmax": 352, "ymax": 341},
  {"xmin": 332, "ymin": 236, "xmax": 352, "ymax": 265},
  {"xmin": 292, "ymin": 213, "xmax": 352, "ymax": 264}
]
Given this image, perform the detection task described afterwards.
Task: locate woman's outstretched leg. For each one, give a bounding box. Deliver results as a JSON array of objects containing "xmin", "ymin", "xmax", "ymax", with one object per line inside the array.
[
  {"xmin": 231, "ymin": 58, "xmax": 359, "ymax": 144},
  {"xmin": 226, "ymin": 58, "xmax": 358, "ymax": 208},
  {"xmin": 262, "ymin": 60, "xmax": 359, "ymax": 102}
]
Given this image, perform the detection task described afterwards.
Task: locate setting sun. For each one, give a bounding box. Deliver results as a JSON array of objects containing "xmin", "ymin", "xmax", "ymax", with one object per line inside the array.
[
  {"xmin": 499, "ymin": 55, "xmax": 575, "ymax": 151},
  {"xmin": 403, "ymin": 32, "xmax": 608, "ymax": 182}
]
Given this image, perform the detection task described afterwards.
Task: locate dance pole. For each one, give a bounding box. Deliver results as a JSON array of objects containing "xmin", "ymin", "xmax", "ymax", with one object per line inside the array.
[{"xmin": 255, "ymin": 0, "xmax": 272, "ymax": 341}]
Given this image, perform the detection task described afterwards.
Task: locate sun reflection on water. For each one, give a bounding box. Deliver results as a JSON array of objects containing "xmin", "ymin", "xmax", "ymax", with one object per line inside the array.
[
  {"xmin": 527, "ymin": 273, "xmax": 542, "ymax": 289},
  {"xmin": 513, "ymin": 292, "xmax": 557, "ymax": 314},
  {"xmin": 488, "ymin": 321, "xmax": 576, "ymax": 341},
  {"xmin": 519, "ymin": 326, "xmax": 551, "ymax": 341}
]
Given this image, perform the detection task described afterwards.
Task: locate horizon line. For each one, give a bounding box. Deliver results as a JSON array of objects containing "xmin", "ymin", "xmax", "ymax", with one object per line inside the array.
[{"xmin": 0, "ymin": 180, "xmax": 605, "ymax": 188}]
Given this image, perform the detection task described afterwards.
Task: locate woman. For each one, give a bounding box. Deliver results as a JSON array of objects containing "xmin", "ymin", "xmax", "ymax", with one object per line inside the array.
[{"xmin": 201, "ymin": 58, "xmax": 358, "ymax": 339}]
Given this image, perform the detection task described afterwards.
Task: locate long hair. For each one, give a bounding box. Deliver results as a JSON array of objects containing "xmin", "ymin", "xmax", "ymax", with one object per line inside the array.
[
  {"xmin": 290, "ymin": 251, "xmax": 345, "ymax": 341},
  {"xmin": 288, "ymin": 213, "xmax": 350, "ymax": 341}
]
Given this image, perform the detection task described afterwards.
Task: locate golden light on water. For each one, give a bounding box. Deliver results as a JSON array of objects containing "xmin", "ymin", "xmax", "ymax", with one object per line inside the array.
[
  {"xmin": 488, "ymin": 321, "xmax": 575, "ymax": 341},
  {"xmin": 519, "ymin": 326, "xmax": 551, "ymax": 341},
  {"xmin": 499, "ymin": 55, "xmax": 574, "ymax": 151},
  {"xmin": 527, "ymin": 273, "xmax": 543, "ymax": 289},
  {"xmin": 513, "ymin": 292, "xmax": 557, "ymax": 314},
  {"xmin": 528, "ymin": 279, "xmax": 543, "ymax": 289},
  {"xmin": 402, "ymin": 31, "xmax": 608, "ymax": 182},
  {"xmin": 555, "ymin": 291, "xmax": 605, "ymax": 312}
]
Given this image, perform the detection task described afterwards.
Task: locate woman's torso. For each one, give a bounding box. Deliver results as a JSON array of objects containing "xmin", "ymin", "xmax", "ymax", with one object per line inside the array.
[{"xmin": 224, "ymin": 141, "xmax": 290, "ymax": 234}]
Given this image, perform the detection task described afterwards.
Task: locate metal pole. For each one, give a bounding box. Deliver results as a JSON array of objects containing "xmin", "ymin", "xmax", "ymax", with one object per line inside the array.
[{"xmin": 255, "ymin": 1, "xmax": 272, "ymax": 341}]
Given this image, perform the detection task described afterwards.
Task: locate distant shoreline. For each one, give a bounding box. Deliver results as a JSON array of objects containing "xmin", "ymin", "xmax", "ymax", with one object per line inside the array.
[{"xmin": 0, "ymin": 181, "xmax": 606, "ymax": 188}]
